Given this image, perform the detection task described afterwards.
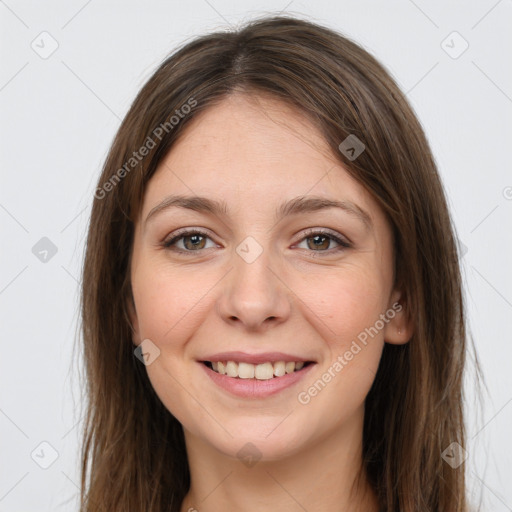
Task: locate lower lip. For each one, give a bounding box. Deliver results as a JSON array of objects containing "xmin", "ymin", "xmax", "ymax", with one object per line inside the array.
[{"xmin": 199, "ymin": 362, "xmax": 315, "ymax": 399}]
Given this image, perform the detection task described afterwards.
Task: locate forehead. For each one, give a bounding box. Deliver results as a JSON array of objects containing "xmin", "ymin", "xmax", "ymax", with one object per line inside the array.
[{"xmin": 141, "ymin": 92, "xmax": 377, "ymax": 223}]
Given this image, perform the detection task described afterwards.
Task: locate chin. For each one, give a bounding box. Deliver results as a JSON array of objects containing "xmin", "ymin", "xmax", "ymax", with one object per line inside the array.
[{"xmin": 196, "ymin": 415, "xmax": 314, "ymax": 462}]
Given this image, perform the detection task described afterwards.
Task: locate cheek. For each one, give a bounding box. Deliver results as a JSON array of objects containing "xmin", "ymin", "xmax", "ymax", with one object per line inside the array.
[
  {"xmin": 131, "ymin": 258, "xmax": 212, "ymax": 346},
  {"xmin": 299, "ymin": 264, "xmax": 388, "ymax": 346},
  {"xmin": 130, "ymin": 261, "xmax": 212, "ymax": 424},
  {"xmin": 294, "ymin": 274, "xmax": 386, "ymax": 422}
]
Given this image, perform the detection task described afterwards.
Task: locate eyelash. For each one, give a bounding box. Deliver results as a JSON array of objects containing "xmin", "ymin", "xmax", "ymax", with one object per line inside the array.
[{"xmin": 163, "ymin": 228, "xmax": 351, "ymax": 256}]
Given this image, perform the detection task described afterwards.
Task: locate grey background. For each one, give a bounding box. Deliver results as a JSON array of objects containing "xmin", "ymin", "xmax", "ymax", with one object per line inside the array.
[{"xmin": 1, "ymin": 0, "xmax": 511, "ymax": 510}]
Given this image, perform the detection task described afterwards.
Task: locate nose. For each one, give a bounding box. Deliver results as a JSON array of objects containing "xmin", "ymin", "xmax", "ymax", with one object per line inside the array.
[{"xmin": 216, "ymin": 242, "xmax": 291, "ymax": 332}]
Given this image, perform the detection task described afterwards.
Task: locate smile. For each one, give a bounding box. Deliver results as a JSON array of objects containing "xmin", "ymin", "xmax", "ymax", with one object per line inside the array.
[
  {"xmin": 199, "ymin": 358, "xmax": 316, "ymax": 399},
  {"xmin": 203, "ymin": 360, "xmax": 312, "ymax": 379}
]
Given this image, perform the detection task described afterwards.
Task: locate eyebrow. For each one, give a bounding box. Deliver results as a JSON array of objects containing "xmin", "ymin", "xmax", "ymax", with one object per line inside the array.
[{"xmin": 145, "ymin": 194, "xmax": 373, "ymax": 231}]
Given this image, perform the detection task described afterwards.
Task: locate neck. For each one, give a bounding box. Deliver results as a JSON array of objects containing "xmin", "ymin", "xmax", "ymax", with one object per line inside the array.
[{"xmin": 179, "ymin": 411, "xmax": 379, "ymax": 512}]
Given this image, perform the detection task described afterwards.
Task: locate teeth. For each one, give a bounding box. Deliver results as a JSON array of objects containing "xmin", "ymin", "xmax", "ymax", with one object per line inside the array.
[
  {"xmin": 255, "ymin": 362, "xmax": 274, "ymax": 380},
  {"xmin": 273, "ymin": 361, "xmax": 286, "ymax": 377},
  {"xmin": 226, "ymin": 361, "xmax": 238, "ymax": 377},
  {"xmin": 208, "ymin": 360, "xmax": 308, "ymax": 379},
  {"xmin": 238, "ymin": 362, "xmax": 255, "ymax": 379}
]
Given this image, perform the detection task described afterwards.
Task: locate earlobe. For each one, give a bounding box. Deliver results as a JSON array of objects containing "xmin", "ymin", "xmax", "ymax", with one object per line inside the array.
[
  {"xmin": 383, "ymin": 289, "xmax": 414, "ymax": 345},
  {"xmin": 126, "ymin": 295, "xmax": 141, "ymax": 346}
]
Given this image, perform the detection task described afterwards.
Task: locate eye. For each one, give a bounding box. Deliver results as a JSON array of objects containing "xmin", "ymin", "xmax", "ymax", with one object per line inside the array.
[
  {"xmin": 163, "ymin": 229, "xmax": 217, "ymax": 253},
  {"xmin": 294, "ymin": 229, "xmax": 351, "ymax": 253},
  {"xmin": 163, "ymin": 228, "xmax": 351, "ymax": 255}
]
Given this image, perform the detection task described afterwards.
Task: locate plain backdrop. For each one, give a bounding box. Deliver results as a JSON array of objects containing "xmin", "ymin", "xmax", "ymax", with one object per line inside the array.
[{"xmin": 1, "ymin": 1, "xmax": 511, "ymax": 510}]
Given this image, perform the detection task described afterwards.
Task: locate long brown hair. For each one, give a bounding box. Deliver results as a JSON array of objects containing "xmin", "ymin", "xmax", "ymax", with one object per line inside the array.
[{"xmin": 79, "ymin": 15, "xmax": 471, "ymax": 511}]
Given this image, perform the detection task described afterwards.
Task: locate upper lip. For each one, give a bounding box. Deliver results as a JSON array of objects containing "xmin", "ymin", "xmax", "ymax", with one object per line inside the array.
[{"xmin": 200, "ymin": 351, "xmax": 315, "ymax": 365}]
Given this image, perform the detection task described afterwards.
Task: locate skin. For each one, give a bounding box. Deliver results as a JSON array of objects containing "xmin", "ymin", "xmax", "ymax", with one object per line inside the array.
[{"xmin": 129, "ymin": 92, "xmax": 413, "ymax": 512}]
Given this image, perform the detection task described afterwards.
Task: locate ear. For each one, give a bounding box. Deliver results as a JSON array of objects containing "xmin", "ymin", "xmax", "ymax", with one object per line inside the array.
[
  {"xmin": 383, "ymin": 289, "xmax": 414, "ymax": 345},
  {"xmin": 127, "ymin": 294, "xmax": 142, "ymax": 346}
]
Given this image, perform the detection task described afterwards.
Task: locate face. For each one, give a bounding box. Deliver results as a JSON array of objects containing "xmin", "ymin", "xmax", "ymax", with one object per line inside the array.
[{"xmin": 129, "ymin": 92, "xmax": 409, "ymax": 461}]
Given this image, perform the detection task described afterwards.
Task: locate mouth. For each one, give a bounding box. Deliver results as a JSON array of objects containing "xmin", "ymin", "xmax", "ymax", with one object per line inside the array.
[{"xmin": 201, "ymin": 360, "xmax": 315, "ymax": 380}]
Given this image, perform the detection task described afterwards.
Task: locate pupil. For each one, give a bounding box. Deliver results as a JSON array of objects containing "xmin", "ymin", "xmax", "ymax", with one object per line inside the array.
[
  {"xmin": 186, "ymin": 234, "xmax": 204, "ymax": 249},
  {"xmin": 309, "ymin": 235, "xmax": 328, "ymax": 250}
]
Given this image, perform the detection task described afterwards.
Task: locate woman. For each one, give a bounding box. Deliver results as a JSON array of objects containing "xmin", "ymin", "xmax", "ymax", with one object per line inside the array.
[{"xmin": 80, "ymin": 15, "xmax": 471, "ymax": 511}]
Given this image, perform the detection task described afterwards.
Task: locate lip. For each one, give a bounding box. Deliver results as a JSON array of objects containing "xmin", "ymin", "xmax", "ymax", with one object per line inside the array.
[
  {"xmin": 199, "ymin": 360, "xmax": 316, "ymax": 399},
  {"xmin": 199, "ymin": 351, "xmax": 315, "ymax": 365}
]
